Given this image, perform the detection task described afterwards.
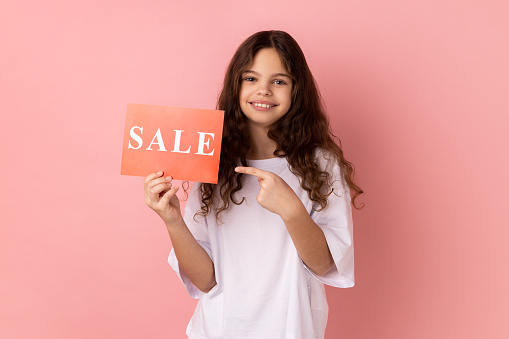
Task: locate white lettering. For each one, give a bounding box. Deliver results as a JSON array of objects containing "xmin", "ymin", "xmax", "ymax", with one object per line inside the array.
[
  {"xmin": 171, "ymin": 130, "xmax": 191, "ymax": 153},
  {"xmin": 146, "ymin": 129, "xmax": 167, "ymax": 151},
  {"xmin": 195, "ymin": 132, "xmax": 215, "ymax": 156},
  {"xmin": 128, "ymin": 127, "xmax": 216, "ymax": 155},
  {"xmin": 128, "ymin": 126, "xmax": 143, "ymax": 150}
]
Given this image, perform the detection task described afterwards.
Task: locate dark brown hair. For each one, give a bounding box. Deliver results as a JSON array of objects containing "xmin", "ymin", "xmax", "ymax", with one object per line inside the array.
[{"xmin": 198, "ymin": 30, "xmax": 363, "ymax": 219}]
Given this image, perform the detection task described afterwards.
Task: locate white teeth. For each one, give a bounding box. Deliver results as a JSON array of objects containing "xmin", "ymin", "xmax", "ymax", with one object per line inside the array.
[{"xmin": 253, "ymin": 103, "xmax": 271, "ymax": 108}]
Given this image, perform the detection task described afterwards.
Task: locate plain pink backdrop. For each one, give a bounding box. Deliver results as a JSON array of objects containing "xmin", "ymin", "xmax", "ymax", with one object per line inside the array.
[{"xmin": 1, "ymin": 1, "xmax": 508, "ymax": 338}]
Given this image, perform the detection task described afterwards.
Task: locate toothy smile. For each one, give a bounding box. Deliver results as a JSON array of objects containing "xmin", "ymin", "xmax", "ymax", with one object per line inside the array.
[{"xmin": 249, "ymin": 102, "xmax": 278, "ymax": 108}]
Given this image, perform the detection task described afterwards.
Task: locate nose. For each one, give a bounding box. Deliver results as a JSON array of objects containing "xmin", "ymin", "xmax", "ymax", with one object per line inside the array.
[{"xmin": 257, "ymin": 82, "xmax": 272, "ymax": 96}]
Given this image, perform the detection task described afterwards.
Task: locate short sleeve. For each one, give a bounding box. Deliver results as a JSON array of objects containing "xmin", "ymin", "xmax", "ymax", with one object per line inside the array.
[
  {"xmin": 168, "ymin": 183, "xmax": 213, "ymax": 299},
  {"xmin": 307, "ymin": 151, "xmax": 355, "ymax": 288}
]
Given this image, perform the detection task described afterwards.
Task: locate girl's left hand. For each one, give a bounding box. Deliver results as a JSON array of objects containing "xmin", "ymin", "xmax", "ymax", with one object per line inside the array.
[{"xmin": 234, "ymin": 166, "xmax": 305, "ymax": 221}]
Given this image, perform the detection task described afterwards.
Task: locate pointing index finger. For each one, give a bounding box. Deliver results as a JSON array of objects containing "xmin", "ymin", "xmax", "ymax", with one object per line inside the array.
[{"xmin": 235, "ymin": 166, "xmax": 270, "ymax": 179}]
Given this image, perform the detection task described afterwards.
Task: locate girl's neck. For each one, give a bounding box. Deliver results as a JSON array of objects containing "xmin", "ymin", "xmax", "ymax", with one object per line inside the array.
[{"xmin": 246, "ymin": 125, "xmax": 278, "ymax": 160}]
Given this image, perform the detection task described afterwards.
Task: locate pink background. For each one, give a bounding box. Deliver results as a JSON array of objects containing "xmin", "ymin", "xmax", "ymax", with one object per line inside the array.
[{"xmin": 1, "ymin": 1, "xmax": 508, "ymax": 338}]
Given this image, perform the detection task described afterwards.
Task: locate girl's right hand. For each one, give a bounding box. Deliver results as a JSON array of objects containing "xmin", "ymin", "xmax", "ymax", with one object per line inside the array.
[{"xmin": 144, "ymin": 171, "xmax": 182, "ymax": 227}]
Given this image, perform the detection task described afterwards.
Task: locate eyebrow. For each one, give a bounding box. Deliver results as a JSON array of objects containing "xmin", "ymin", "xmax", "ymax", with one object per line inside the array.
[{"xmin": 243, "ymin": 70, "xmax": 291, "ymax": 79}]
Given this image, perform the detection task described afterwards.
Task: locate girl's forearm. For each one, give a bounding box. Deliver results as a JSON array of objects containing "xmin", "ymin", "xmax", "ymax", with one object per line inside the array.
[
  {"xmin": 282, "ymin": 206, "xmax": 334, "ymax": 276},
  {"xmin": 166, "ymin": 219, "xmax": 216, "ymax": 293}
]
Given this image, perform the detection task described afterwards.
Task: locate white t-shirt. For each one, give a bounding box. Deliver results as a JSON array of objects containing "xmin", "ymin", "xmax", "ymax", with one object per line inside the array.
[{"xmin": 168, "ymin": 153, "xmax": 354, "ymax": 339}]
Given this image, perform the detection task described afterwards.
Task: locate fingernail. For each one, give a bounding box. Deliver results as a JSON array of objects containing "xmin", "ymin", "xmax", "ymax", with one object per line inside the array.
[
  {"xmin": 157, "ymin": 171, "xmax": 163, "ymax": 175},
  {"xmin": 166, "ymin": 176, "xmax": 172, "ymax": 181}
]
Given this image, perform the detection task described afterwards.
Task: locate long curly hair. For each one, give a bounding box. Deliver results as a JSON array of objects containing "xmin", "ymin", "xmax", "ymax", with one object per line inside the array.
[{"xmin": 197, "ymin": 30, "xmax": 363, "ymax": 220}]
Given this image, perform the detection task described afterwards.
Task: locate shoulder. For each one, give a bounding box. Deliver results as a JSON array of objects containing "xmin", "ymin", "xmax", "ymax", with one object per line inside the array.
[
  {"xmin": 183, "ymin": 182, "xmax": 211, "ymax": 225},
  {"xmin": 188, "ymin": 181, "xmax": 202, "ymax": 198},
  {"xmin": 313, "ymin": 148, "xmax": 339, "ymax": 173},
  {"xmin": 184, "ymin": 182, "xmax": 204, "ymax": 210},
  {"xmin": 312, "ymin": 148, "xmax": 348, "ymax": 192}
]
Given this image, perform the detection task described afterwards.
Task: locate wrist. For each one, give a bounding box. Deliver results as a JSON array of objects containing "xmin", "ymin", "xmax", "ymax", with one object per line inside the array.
[
  {"xmin": 165, "ymin": 217, "xmax": 186, "ymax": 231},
  {"xmin": 280, "ymin": 202, "xmax": 309, "ymax": 225}
]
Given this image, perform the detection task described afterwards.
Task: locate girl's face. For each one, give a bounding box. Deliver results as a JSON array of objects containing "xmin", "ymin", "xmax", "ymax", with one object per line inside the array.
[{"xmin": 239, "ymin": 48, "xmax": 293, "ymax": 130}]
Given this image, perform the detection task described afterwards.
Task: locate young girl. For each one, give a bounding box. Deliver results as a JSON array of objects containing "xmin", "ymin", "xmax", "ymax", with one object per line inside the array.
[{"xmin": 144, "ymin": 30, "xmax": 363, "ymax": 339}]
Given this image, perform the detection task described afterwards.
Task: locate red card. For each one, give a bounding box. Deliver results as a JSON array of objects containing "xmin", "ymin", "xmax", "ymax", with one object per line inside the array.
[{"xmin": 121, "ymin": 103, "xmax": 224, "ymax": 183}]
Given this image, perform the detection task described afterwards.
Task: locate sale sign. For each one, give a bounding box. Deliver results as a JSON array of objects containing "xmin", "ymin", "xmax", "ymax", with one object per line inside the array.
[{"xmin": 121, "ymin": 103, "xmax": 224, "ymax": 183}]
